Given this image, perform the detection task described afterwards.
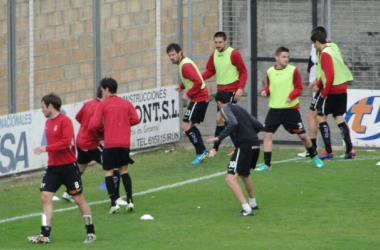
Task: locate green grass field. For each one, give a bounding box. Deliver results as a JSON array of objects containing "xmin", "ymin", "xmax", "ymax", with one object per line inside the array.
[{"xmin": 1, "ymin": 146, "xmax": 380, "ymax": 249}]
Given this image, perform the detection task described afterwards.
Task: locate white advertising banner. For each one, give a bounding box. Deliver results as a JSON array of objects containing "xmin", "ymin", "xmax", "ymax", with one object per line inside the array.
[
  {"xmin": 0, "ymin": 103, "xmax": 83, "ymax": 177},
  {"xmin": 121, "ymin": 87, "xmax": 181, "ymax": 149},
  {"xmin": 0, "ymin": 86, "xmax": 180, "ymax": 177},
  {"xmin": 346, "ymin": 89, "xmax": 380, "ymax": 147}
]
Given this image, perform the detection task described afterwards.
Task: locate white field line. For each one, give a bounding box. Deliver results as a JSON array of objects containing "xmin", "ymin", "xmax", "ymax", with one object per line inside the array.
[{"xmin": 0, "ymin": 156, "xmax": 377, "ymax": 224}]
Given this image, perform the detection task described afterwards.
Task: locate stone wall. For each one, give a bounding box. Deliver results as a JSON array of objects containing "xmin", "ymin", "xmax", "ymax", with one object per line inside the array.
[
  {"xmin": 0, "ymin": 0, "xmax": 378, "ymax": 115},
  {"xmin": 0, "ymin": 0, "xmax": 219, "ymax": 115}
]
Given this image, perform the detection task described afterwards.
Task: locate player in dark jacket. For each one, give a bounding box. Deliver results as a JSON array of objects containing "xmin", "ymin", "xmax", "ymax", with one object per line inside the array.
[{"xmin": 206, "ymin": 90, "xmax": 263, "ymax": 217}]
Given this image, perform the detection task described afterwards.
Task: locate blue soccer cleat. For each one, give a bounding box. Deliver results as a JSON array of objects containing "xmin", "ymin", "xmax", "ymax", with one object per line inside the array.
[
  {"xmin": 191, "ymin": 149, "xmax": 208, "ymax": 165},
  {"xmin": 317, "ymin": 150, "xmax": 334, "ymax": 160},
  {"xmin": 344, "ymin": 149, "xmax": 356, "ymax": 159},
  {"xmin": 254, "ymin": 163, "xmax": 273, "ymax": 172},
  {"xmin": 312, "ymin": 156, "xmax": 324, "ymax": 168}
]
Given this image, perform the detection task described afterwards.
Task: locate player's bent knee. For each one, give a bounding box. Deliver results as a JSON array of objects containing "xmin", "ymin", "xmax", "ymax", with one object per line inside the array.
[
  {"xmin": 181, "ymin": 122, "xmax": 191, "ymax": 131},
  {"xmin": 216, "ymin": 114, "xmax": 224, "ymax": 125},
  {"xmin": 71, "ymin": 194, "xmax": 85, "ymax": 204}
]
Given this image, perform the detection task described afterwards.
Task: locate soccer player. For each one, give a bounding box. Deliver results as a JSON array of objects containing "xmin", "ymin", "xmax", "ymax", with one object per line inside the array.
[
  {"xmin": 92, "ymin": 77, "xmax": 140, "ymax": 213},
  {"xmin": 297, "ymin": 28, "xmax": 320, "ymax": 158},
  {"xmin": 256, "ymin": 47, "xmax": 324, "ymax": 171},
  {"xmin": 167, "ymin": 43, "xmax": 209, "ymax": 165},
  {"xmin": 297, "ymin": 26, "xmax": 333, "ymax": 158},
  {"xmin": 202, "ymin": 31, "xmax": 248, "ymax": 157},
  {"xmin": 62, "ymin": 86, "xmax": 127, "ymax": 206},
  {"xmin": 206, "ymin": 90, "xmax": 262, "ymax": 217},
  {"xmin": 311, "ymin": 31, "xmax": 355, "ymax": 160},
  {"xmin": 29, "ymin": 93, "xmax": 96, "ymax": 244}
]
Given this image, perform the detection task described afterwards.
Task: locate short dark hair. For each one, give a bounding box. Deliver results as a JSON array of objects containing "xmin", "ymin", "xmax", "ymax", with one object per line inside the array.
[
  {"xmin": 96, "ymin": 85, "xmax": 102, "ymax": 99},
  {"xmin": 311, "ymin": 31, "xmax": 327, "ymax": 44},
  {"xmin": 215, "ymin": 90, "xmax": 231, "ymax": 104},
  {"xmin": 166, "ymin": 43, "xmax": 182, "ymax": 54},
  {"xmin": 312, "ymin": 26, "xmax": 327, "ymax": 35},
  {"xmin": 41, "ymin": 93, "xmax": 62, "ymax": 111},
  {"xmin": 100, "ymin": 77, "xmax": 118, "ymax": 94},
  {"xmin": 275, "ymin": 46, "xmax": 289, "ymax": 56},
  {"xmin": 214, "ymin": 31, "xmax": 227, "ymax": 40}
]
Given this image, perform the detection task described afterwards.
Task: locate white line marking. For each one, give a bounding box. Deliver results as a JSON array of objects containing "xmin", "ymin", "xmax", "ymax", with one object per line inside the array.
[
  {"xmin": 0, "ymin": 171, "xmax": 226, "ymax": 224},
  {"xmin": 0, "ymin": 156, "xmax": 376, "ymax": 224}
]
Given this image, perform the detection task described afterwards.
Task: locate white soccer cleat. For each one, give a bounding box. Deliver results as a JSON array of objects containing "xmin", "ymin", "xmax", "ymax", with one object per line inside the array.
[
  {"xmin": 84, "ymin": 233, "xmax": 97, "ymax": 243},
  {"xmin": 62, "ymin": 192, "xmax": 74, "ymax": 202},
  {"xmin": 116, "ymin": 198, "xmax": 128, "ymax": 206},
  {"xmin": 27, "ymin": 234, "xmax": 50, "ymax": 244},
  {"xmin": 126, "ymin": 202, "xmax": 134, "ymax": 212},
  {"xmin": 109, "ymin": 204, "xmax": 120, "ymax": 214},
  {"xmin": 297, "ymin": 151, "xmax": 310, "ymax": 158}
]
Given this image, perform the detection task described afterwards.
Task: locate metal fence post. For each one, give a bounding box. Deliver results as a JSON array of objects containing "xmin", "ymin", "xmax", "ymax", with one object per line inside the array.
[
  {"xmin": 250, "ymin": 0, "xmax": 257, "ymax": 118},
  {"xmin": 7, "ymin": 0, "xmax": 16, "ymax": 113},
  {"xmin": 177, "ymin": 0, "xmax": 184, "ymax": 140},
  {"xmin": 320, "ymin": 0, "xmax": 325, "ymax": 27},
  {"xmin": 327, "ymin": 0, "xmax": 331, "ymax": 39},
  {"xmin": 247, "ymin": 0, "xmax": 252, "ymax": 115},
  {"xmin": 93, "ymin": 0, "xmax": 101, "ymax": 96},
  {"xmin": 312, "ymin": 0, "xmax": 318, "ymax": 28},
  {"xmin": 187, "ymin": 0, "xmax": 192, "ymax": 59}
]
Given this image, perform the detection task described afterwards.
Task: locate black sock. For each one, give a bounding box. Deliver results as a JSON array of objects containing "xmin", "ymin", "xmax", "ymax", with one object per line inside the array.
[
  {"xmin": 41, "ymin": 226, "xmax": 51, "ymax": 237},
  {"xmin": 338, "ymin": 122, "xmax": 353, "ymax": 153},
  {"xmin": 319, "ymin": 122, "xmax": 332, "ymax": 153},
  {"xmin": 85, "ymin": 224, "xmax": 95, "ymax": 234},
  {"xmin": 311, "ymin": 138, "xmax": 317, "ymax": 152},
  {"xmin": 105, "ymin": 176, "xmax": 117, "ymax": 206},
  {"xmin": 306, "ymin": 146, "xmax": 316, "ymax": 158},
  {"xmin": 121, "ymin": 173, "xmax": 133, "ymax": 203},
  {"xmin": 113, "ymin": 170, "xmax": 120, "ymax": 199},
  {"xmin": 264, "ymin": 152, "xmax": 272, "ymax": 166},
  {"xmin": 193, "ymin": 126, "xmax": 206, "ymax": 153},
  {"xmin": 213, "ymin": 126, "xmax": 225, "ymax": 151},
  {"xmin": 185, "ymin": 126, "xmax": 206, "ymax": 154}
]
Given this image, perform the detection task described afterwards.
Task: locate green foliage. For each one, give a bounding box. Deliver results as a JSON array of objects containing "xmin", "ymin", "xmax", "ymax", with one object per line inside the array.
[{"xmin": 1, "ymin": 146, "xmax": 380, "ymax": 249}]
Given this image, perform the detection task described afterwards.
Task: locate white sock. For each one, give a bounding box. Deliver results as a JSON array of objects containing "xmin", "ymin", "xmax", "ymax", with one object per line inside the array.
[
  {"xmin": 83, "ymin": 215, "xmax": 92, "ymax": 225},
  {"xmin": 242, "ymin": 203, "xmax": 252, "ymax": 212},
  {"xmin": 41, "ymin": 214, "xmax": 47, "ymax": 226},
  {"xmin": 249, "ymin": 198, "xmax": 257, "ymax": 208}
]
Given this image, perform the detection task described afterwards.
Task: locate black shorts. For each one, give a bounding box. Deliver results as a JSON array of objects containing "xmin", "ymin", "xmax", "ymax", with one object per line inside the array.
[
  {"xmin": 40, "ymin": 163, "xmax": 83, "ymax": 196},
  {"xmin": 183, "ymin": 100, "xmax": 209, "ymax": 124},
  {"xmin": 102, "ymin": 147, "xmax": 134, "ymax": 171},
  {"xmin": 264, "ymin": 108, "xmax": 306, "ymax": 134},
  {"xmin": 216, "ymin": 91, "xmax": 237, "ymax": 112},
  {"xmin": 77, "ymin": 145, "xmax": 103, "ymax": 165},
  {"xmin": 227, "ymin": 147, "xmax": 260, "ymax": 177},
  {"xmin": 309, "ymin": 91, "xmax": 322, "ymax": 111},
  {"xmin": 317, "ymin": 93, "xmax": 347, "ymax": 117}
]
